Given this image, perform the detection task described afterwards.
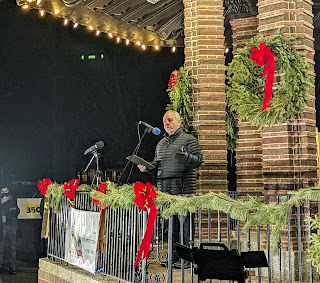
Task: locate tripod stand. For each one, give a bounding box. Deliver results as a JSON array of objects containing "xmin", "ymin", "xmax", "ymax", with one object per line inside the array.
[{"xmin": 84, "ymin": 150, "xmax": 104, "ymax": 189}]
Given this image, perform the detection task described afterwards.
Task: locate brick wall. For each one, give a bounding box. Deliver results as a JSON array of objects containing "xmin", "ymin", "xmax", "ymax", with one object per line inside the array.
[
  {"xmin": 183, "ymin": 0, "xmax": 228, "ymax": 194},
  {"xmin": 257, "ymin": 0, "xmax": 317, "ymax": 193}
]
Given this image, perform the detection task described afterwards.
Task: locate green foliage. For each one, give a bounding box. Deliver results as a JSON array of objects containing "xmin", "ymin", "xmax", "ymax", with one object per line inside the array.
[
  {"xmin": 306, "ymin": 215, "xmax": 320, "ymax": 270},
  {"xmin": 47, "ymin": 181, "xmax": 320, "ymax": 254},
  {"xmin": 166, "ymin": 66, "xmax": 192, "ymax": 131},
  {"xmin": 226, "ymin": 34, "xmax": 312, "ymax": 130}
]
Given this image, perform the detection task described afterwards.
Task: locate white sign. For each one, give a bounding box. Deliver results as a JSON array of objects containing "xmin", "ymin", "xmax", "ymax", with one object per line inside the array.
[
  {"xmin": 64, "ymin": 208, "xmax": 100, "ymax": 274},
  {"xmin": 17, "ymin": 198, "xmax": 42, "ymax": 219}
]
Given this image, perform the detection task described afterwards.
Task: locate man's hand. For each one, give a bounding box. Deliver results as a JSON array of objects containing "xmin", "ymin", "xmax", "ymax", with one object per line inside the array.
[
  {"xmin": 1, "ymin": 196, "xmax": 9, "ymax": 204},
  {"xmin": 137, "ymin": 164, "xmax": 147, "ymax": 172},
  {"xmin": 174, "ymin": 146, "xmax": 188, "ymax": 160}
]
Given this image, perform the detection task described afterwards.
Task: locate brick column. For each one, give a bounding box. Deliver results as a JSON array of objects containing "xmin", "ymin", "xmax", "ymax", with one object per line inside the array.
[
  {"xmin": 257, "ymin": 0, "xmax": 317, "ymax": 192},
  {"xmin": 183, "ymin": 0, "xmax": 228, "ymax": 194},
  {"xmin": 229, "ymin": 16, "xmax": 264, "ymax": 194}
]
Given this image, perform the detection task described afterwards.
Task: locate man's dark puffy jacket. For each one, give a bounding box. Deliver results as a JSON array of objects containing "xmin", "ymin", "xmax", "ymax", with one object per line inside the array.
[{"xmin": 151, "ymin": 128, "xmax": 202, "ymax": 195}]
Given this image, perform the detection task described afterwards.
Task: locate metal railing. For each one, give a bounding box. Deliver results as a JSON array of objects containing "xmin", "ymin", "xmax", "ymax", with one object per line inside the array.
[{"xmin": 47, "ymin": 192, "xmax": 320, "ymax": 283}]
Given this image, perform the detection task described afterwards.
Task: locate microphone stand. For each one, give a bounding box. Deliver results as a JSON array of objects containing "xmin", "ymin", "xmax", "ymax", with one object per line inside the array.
[
  {"xmin": 84, "ymin": 150, "xmax": 103, "ymax": 189},
  {"xmin": 117, "ymin": 127, "xmax": 149, "ymax": 185}
]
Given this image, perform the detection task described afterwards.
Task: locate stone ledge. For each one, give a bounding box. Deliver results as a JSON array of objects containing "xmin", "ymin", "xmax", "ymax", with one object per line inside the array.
[{"xmin": 38, "ymin": 258, "xmax": 118, "ymax": 283}]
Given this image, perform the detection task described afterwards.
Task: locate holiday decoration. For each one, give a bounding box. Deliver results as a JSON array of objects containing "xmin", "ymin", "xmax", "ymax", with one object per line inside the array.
[
  {"xmin": 250, "ymin": 42, "xmax": 277, "ymax": 111},
  {"xmin": 92, "ymin": 183, "xmax": 108, "ymax": 210},
  {"xmin": 133, "ymin": 182, "xmax": 157, "ymax": 268},
  {"xmin": 37, "ymin": 178, "xmax": 52, "ymax": 196},
  {"xmin": 166, "ymin": 66, "xmax": 192, "ymax": 131},
  {"xmin": 226, "ymin": 34, "xmax": 311, "ymax": 128},
  {"xmin": 63, "ymin": 179, "xmax": 80, "ymax": 201}
]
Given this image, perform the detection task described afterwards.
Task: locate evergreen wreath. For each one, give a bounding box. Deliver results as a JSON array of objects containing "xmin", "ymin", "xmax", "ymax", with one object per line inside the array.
[
  {"xmin": 166, "ymin": 66, "xmax": 192, "ymax": 131},
  {"xmin": 226, "ymin": 34, "xmax": 312, "ymax": 128}
]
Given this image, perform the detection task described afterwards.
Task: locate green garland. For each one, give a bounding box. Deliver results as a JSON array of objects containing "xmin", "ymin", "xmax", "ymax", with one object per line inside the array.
[
  {"xmin": 45, "ymin": 181, "xmax": 320, "ymax": 253},
  {"xmin": 166, "ymin": 66, "xmax": 192, "ymax": 131},
  {"xmin": 226, "ymin": 34, "xmax": 312, "ymax": 129}
]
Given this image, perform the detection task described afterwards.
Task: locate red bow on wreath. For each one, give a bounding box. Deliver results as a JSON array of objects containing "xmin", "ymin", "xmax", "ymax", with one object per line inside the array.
[
  {"xmin": 37, "ymin": 178, "xmax": 52, "ymax": 196},
  {"xmin": 250, "ymin": 42, "xmax": 277, "ymax": 111},
  {"xmin": 133, "ymin": 182, "xmax": 158, "ymax": 268},
  {"xmin": 63, "ymin": 179, "xmax": 80, "ymax": 201}
]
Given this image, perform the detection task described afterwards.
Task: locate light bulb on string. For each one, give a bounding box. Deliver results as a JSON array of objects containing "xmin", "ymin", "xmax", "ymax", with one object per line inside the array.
[
  {"xmin": 171, "ymin": 46, "xmax": 177, "ymax": 53},
  {"xmin": 116, "ymin": 37, "xmax": 121, "ymax": 44},
  {"xmin": 39, "ymin": 9, "xmax": 45, "ymax": 17},
  {"xmin": 54, "ymin": 9, "xmax": 60, "ymax": 15},
  {"xmin": 125, "ymin": 39, "xmax": 130, "ymax": 46},
  {"xmin": 63, "ymin": 19, "xmax": 69, "ymax": 26},
  {"xmin": 36, "ymin": 0, "xmax": 41, "ymax": 5},
  {"xmin": 88, "ymin": 25, "xmax": 94, "ymax": 31},
  {"xmin": 154, "ymin": 45, "xmax": 160, "ymax": 51},
  {"xmin": 108, "ymin": 32, "xmax": 113, "ymax": 39},
  {"xmin": 22, "ymin": 4, "xmax": 29, "ymax": 9},
  {"xmin": 141, "ymin": 44, "xmax": 146, "ymax": 51},
  {"xmin": 95, "ymin": 30, "xmax": 101, "ymax": 36},
  {"xmin": 136, "ymin": 41, "xmax": 141, "ymax": 46},
  {"xmin": 73, "ymin": 23, "xmax": 79, "ymax": 29}
]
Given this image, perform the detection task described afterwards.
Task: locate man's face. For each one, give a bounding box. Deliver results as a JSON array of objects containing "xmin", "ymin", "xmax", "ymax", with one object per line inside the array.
[
  {"xmin": 163, "ymin": 112, "xmax": 181, "ymax": 135},
  {"xmin": 1, "ymin": 188, "xmax": 9, "ymax": 194}
]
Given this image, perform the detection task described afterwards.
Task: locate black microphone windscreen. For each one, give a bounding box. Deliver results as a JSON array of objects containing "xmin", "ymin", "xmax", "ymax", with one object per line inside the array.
[{"xmin": 95, "ymin": 141, "xmax": 104, "ymax": 149}]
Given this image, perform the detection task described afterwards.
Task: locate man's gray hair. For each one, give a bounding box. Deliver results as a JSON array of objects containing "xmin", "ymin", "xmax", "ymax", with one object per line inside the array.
[{"xmin": 165, "ymin": 110, "xmax": 181, "ymax": 121}]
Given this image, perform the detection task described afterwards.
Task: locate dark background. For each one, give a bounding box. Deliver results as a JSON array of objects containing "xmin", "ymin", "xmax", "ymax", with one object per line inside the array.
[
  {"xmin": 0, "ymin": 1, "xmax": 184, "ymax": 267},
  {"xmin": 0, "ymin": 1, "xmax": 184, "ymax": 186}
]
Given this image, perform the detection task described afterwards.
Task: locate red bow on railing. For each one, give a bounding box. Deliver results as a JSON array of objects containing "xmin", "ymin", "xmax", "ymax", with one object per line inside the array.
[
  {"xmin": 250, "ymin": 43, "xmax": 277, "ymax": 111},
  {"xmin": 63, "ymin": 179, "xmax": 80, "ymax": 201},
  {"xmin": 92, "ymin": 183, "xmax": 108, "ymax": 210},
  {"xmin": 37, "ymin": 178, "xmax": 52, "ymax": 196},
  {"xmin": 133, "ymin": 182, "xmax": 158, "ymax": 268}
]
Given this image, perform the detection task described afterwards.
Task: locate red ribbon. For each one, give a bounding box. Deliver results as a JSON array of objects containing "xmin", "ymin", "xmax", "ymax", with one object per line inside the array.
[
  {"xmin": 133, "ymin": 182, "xmax": 157, "ymax": 268},
  {"xmin": 92, "ymin": 183, "xmax": 109, "ymax": 210},
  {"xmin": 250, "ymin": 43, "xmax": 277, "ymax": 111},
  {"xmin": 63, "ymin": 179, "xmax": 80, "ymax": 201},
  {"xmin": 37, "ymin": 178, "xmax": 52, "ymax": 196}
]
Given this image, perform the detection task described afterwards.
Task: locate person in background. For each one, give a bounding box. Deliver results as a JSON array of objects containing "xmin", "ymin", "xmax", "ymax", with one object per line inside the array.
[
  {"xmin": 0, "ymin": 185, "xmax": 20, "ymax": 275},
  {"xmin": 138, "ymin": 110, "xmax": 203, "ymax": 268}
]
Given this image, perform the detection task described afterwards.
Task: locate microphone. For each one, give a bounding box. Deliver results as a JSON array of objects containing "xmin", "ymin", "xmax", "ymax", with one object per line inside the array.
[
  {"xmin": 138, "ymin": 121, "xmax": 161, "ymax": 135},
  {"xmin": 84, "ymin": 141, "xmax": 104, "ymax": 155}
]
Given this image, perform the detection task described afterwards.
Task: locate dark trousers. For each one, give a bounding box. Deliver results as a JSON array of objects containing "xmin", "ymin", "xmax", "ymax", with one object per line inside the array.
[
  {"xmin": 0, "ymin": 224, "xmax": 17, "ymax": 269},
  {"xmin": 172, "ymin": 213, "xmax": 195, "ymax": 262}
]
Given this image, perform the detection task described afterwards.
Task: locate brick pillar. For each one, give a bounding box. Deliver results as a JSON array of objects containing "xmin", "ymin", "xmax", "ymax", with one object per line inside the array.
[
  {"xmin": 183, "ymin": 0, "xmax": 228, "ymax": 194},
  {"xmin": 229, "ymin": 16, "xmax": 264, "ymax": 194},
  {"xmin": 257, "ymin": 0, "xmax": 317, "ymax": 192}
]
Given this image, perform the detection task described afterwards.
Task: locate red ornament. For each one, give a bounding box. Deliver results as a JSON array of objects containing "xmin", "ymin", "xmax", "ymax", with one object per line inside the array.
[
  {"xmin": 37, "ymin": 178, "xmax": 52, "ymax": 196},
  {"xmin": 250, "ymin": 43, "xmax": 277, "ymax": 111},
  {"xmin": 133, "ymin": 182, "xmax": 158, "ymax": 268}
]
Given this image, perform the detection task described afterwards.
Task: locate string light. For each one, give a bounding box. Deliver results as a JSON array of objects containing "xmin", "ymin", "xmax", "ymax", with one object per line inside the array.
[
  {"xmin": 63, "ymin": 19, "xmax": 69, "ymax": 26},
  {"xmin": 36, "ymin": 0, "xmax": 41, "ymax": 5},
  {"xmin": 136, "ymin": 41, "xmax": 141, "ymax": 46},
  {"xmin": 88, "ymin": 25, "xmax": 94, "ymax": 31},
  {"xmin": 116, "ymin": 37, "xmax": 121, "ymax": 44},
  {"xmin": 225, "ymin": 47, "xmax": 230, "ymax": 53},
  {"xmin": 141, "ymin": 44, "xmax": 146, "ymax": 50},
  {"xmin": 22, "ymin": 4, "xmax": 29, "ymax": 9},
  {"xmin": 108, "ymin": 32, "xmax": 113, "ymax": 38},
  {"xmin": 54, "ymin": 9, "xmax": 60, "ymax": 15},
  {"xmin": 125, "ymin": 39, "xmax": 130, "ymax": 46},
  {"xmin": 154, "ymin": 45, "xmax": 160, "ymax": 51},
  {"xmin": 73, "ymin": 23, "xmax": 79, "ymax": 29},
  {"xmin": 39, "ymin": 9, "xmax": 45, "ymax": 17},
  {"xmin": 95, "ymin": 30, "xmax": 101, "ymax": 36},
  {"xmin": 171, "ymin": 46, "xmax": 177, "ymax": 53}
]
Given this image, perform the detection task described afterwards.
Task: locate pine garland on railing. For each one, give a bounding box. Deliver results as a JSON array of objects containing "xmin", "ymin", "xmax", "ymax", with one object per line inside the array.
[{"xmin": 43, "ymin": 180, "xmax": 320, "ymax": 253}]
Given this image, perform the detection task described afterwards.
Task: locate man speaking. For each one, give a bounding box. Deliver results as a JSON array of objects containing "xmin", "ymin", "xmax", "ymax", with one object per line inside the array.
[{"xmin": 138, "ymin": 110, "xmax": 202, "ymax": 267}]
